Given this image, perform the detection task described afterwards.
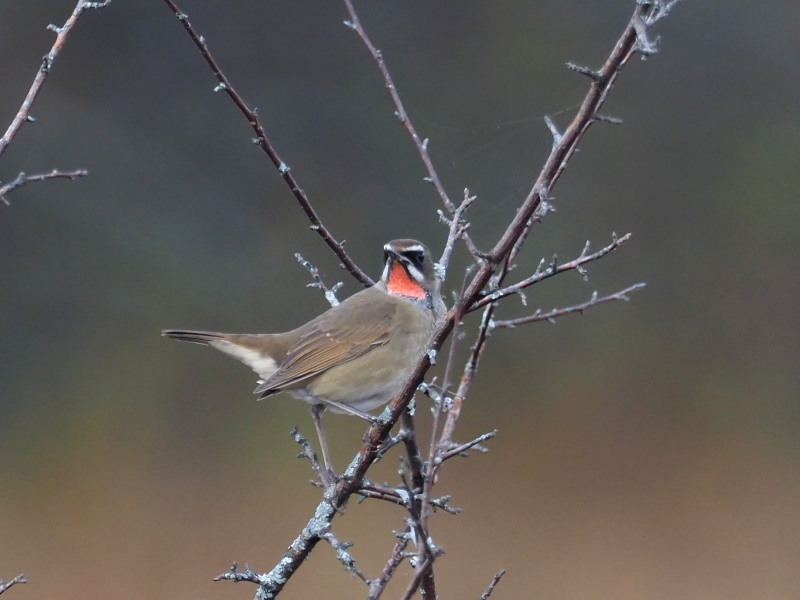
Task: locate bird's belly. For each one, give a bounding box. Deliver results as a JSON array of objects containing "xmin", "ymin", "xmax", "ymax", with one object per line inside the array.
[
  {"xmin": 287, "ymin": 389, "xmax": 396, "ymax": 414},
  {"xmin": 293, "ymin": 365, "xmax": 410, "ymax": 413},
  {"xmin": 294, "ymin": 330, "xmax": 428, "ymax": 414}
]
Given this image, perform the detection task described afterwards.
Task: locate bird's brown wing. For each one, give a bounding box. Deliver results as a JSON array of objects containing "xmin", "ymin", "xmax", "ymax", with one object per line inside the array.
[{"xmin": 255, "ymin": 291, "xmax": 395, "ymax": 395}]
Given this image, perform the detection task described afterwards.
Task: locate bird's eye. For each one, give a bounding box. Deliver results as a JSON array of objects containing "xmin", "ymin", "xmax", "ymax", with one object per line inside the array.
[{"xmin": 407, "ymin": 250, "xmax": 425, "ymax": 266}]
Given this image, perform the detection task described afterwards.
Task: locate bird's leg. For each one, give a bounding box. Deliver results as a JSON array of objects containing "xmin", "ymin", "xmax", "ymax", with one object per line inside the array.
[
  {"xmin": 324, "ymin": 400, "xmax": 380, "ymax": 424},
  {"xmin": 311, "ymin": 403, "xmax": 336, "ymax": 485}
]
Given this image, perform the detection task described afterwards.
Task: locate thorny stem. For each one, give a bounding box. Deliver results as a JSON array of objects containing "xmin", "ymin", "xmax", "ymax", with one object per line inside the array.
[{"xmin": 173, "ymin": 2, "xmax": 677, "ymax": 598}]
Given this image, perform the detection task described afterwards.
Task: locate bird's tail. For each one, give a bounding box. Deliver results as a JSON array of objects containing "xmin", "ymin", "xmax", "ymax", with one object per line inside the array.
[
  {"xmin": 161, "ymin": 330, "xmax": 225, "ymax": 345},
  {"xmin": 162, "ymin": 329, "xmax": 282, "ymax": 381}
]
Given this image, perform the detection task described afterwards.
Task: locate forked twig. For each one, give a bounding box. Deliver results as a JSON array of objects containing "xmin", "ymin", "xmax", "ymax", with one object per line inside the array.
[
  {"xmin": 0, "ymin": 1, "xmax": 110, "ymax": 158},
  {"xmin": 321, "ymin": 532, "xmax": 369, "ymax": 583},
  {"xmin": 0, "ymin": 1, "xmax": 103, "ymax": 201},
  {"xmin": 357, "ymin": 480, "xmax": 461, "ymax": 514},
  {"xmin": 0, "ymin": 574, "xmax": 27, "ymax": 595},
  {"xmin": 290, "ymin": 426, "xmax": 328, "ymax": 485},
  {"xmin": 1, "ymin": 169, "xmax": 88, "ymax": 206},
  {"xmin": 491, "ymin": 282, "xmax": 646, "ymax": 328},
  {"xmin": 471, "ymin": 233, "xmax": 633, "ymax": 311},
  {"xmin": 295, "ymin": 253, "xmax": 342, "ymax": 307}
]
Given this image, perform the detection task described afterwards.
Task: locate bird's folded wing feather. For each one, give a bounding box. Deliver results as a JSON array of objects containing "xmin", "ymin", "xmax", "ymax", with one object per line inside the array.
[{"xmin": 254, "ymin": 300, "xmax": 394, "ymax": 394}]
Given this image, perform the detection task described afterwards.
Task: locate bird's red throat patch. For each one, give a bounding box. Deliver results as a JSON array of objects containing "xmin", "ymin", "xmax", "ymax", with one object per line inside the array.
[{"xmin": 387, "ymin": 263, "xmax": 426, "ymax": 300}]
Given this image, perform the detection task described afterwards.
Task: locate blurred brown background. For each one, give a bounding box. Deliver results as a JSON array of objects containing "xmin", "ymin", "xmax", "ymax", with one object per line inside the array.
[{"xmin": 1, "ymin": 1, "xmax": 798, "ymax": 599}]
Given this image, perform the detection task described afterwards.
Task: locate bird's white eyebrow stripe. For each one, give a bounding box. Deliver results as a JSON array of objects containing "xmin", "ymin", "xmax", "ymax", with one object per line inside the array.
[{"xmin": 384, "ymin": 243, "xmax": 425, "ymax": 253}]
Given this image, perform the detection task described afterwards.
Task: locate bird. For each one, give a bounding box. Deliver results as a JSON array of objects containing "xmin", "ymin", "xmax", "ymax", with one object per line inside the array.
[{"xmin": 163, "ymin": 239, "xmax": 445, "ymax": 480}]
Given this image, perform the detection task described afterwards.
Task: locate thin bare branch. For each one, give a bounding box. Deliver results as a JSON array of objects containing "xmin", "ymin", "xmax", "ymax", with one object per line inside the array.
[
  {"xmin": 357, "ymin": 480, "xmax": 461, "ymax": 514},
  {"xmin": 461, "ymin": 2, "xmax": 669, "ymax": 310},
  {"xmin": 367, "ymin": 527, "xmax": 411, "ymax": 600},
  {"xmin": 213, "ymin": 562, "xmax": 265, "ymax": 585},
  {"xmin": 428, "ymin": 4, "xmax": 655, "ymax": 492},
  {"xmin": 290, "ymin": 426, "xmax": 328, "ymax": 485},
  {"xmin": 342, "ymin": 1, "xmax": 451, "ymax": 213},
  {"xmin": 439, "ymin": 430, "xmax": 497, "ymax": 462},
  {"xmin": 566, "ymin": 62, "xmax": 601, "ymax": 81},
  {"xmin": 491, "ymin": 282, "xmax": 646, "ymax": 329},
  {"xmin": 342, "ymin": 0, "xmax": 481, "ymax": 259},
  {"xmin": 375, "ymin": 424, "xmax": 412, "ymax": 459},
  {"xmin": 593, "ymin": 113, "xmax": 624, "ymax": 124},
  {"xmin": 471, "ymin": 233, "xmax": 633, "ymax": 311},
  {"xmin": 0, "ymin": 1, "xmax": 110, "ymax": 158},
  {"xmin": 437, "ymin": 189, "xmax": 476, "ymax": 277},
  {"xmin": 295, "ymin": 253, "xmax": 342, "ymax": 307},
  {"xmin": 1, "ymin": 169, "xmax": 88, "ymax": 206},
  {"xmin": 398, "ymin": 474, "xmax": 439, "ymax": 600},
  {"xmin": 161, "ymin": 0, "xmax": 373, "ymax": 286},
  {"xmin": 322, "ymin": 532, "xmax": 369, "ymax": 583},
  {"xmin": 0, "ymin": 574, "xmax": 27, "ymax": 595},
  {"xmin": 399, "ymin": 556, "xmax": 434, "ymax": 600},
  {"xmin": 486, "ymin": 193, "xmax": 553, "ymax": 304},
  {"xmin": 439, "ymin": 301, "xmax": 494, "ymax": 449},
  {"xmin": 357, "ymin": 481, "xmax": 412, "ymax": 508},
  {"xmin": 418, "ymin": 268, "xmax": 473, "ymax": 549},
  {"xmin": 399, "ymin": 412, "xmax": 426, "ymax": 494},
  {"xmin": 478, "ymin": 569, "xmax": 507, "ymax": 600}
]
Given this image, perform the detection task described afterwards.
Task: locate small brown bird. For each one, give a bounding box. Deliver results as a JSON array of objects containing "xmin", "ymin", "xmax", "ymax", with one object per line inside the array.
[{"xmin": 163, "ymin": 239, "xmax": 444, "ymax": 476}]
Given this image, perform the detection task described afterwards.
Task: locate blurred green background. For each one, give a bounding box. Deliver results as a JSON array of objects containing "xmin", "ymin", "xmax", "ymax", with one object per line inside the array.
[{"xmin": 1, "ymin": 1, "xmax": 798, "ymax": 599}]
